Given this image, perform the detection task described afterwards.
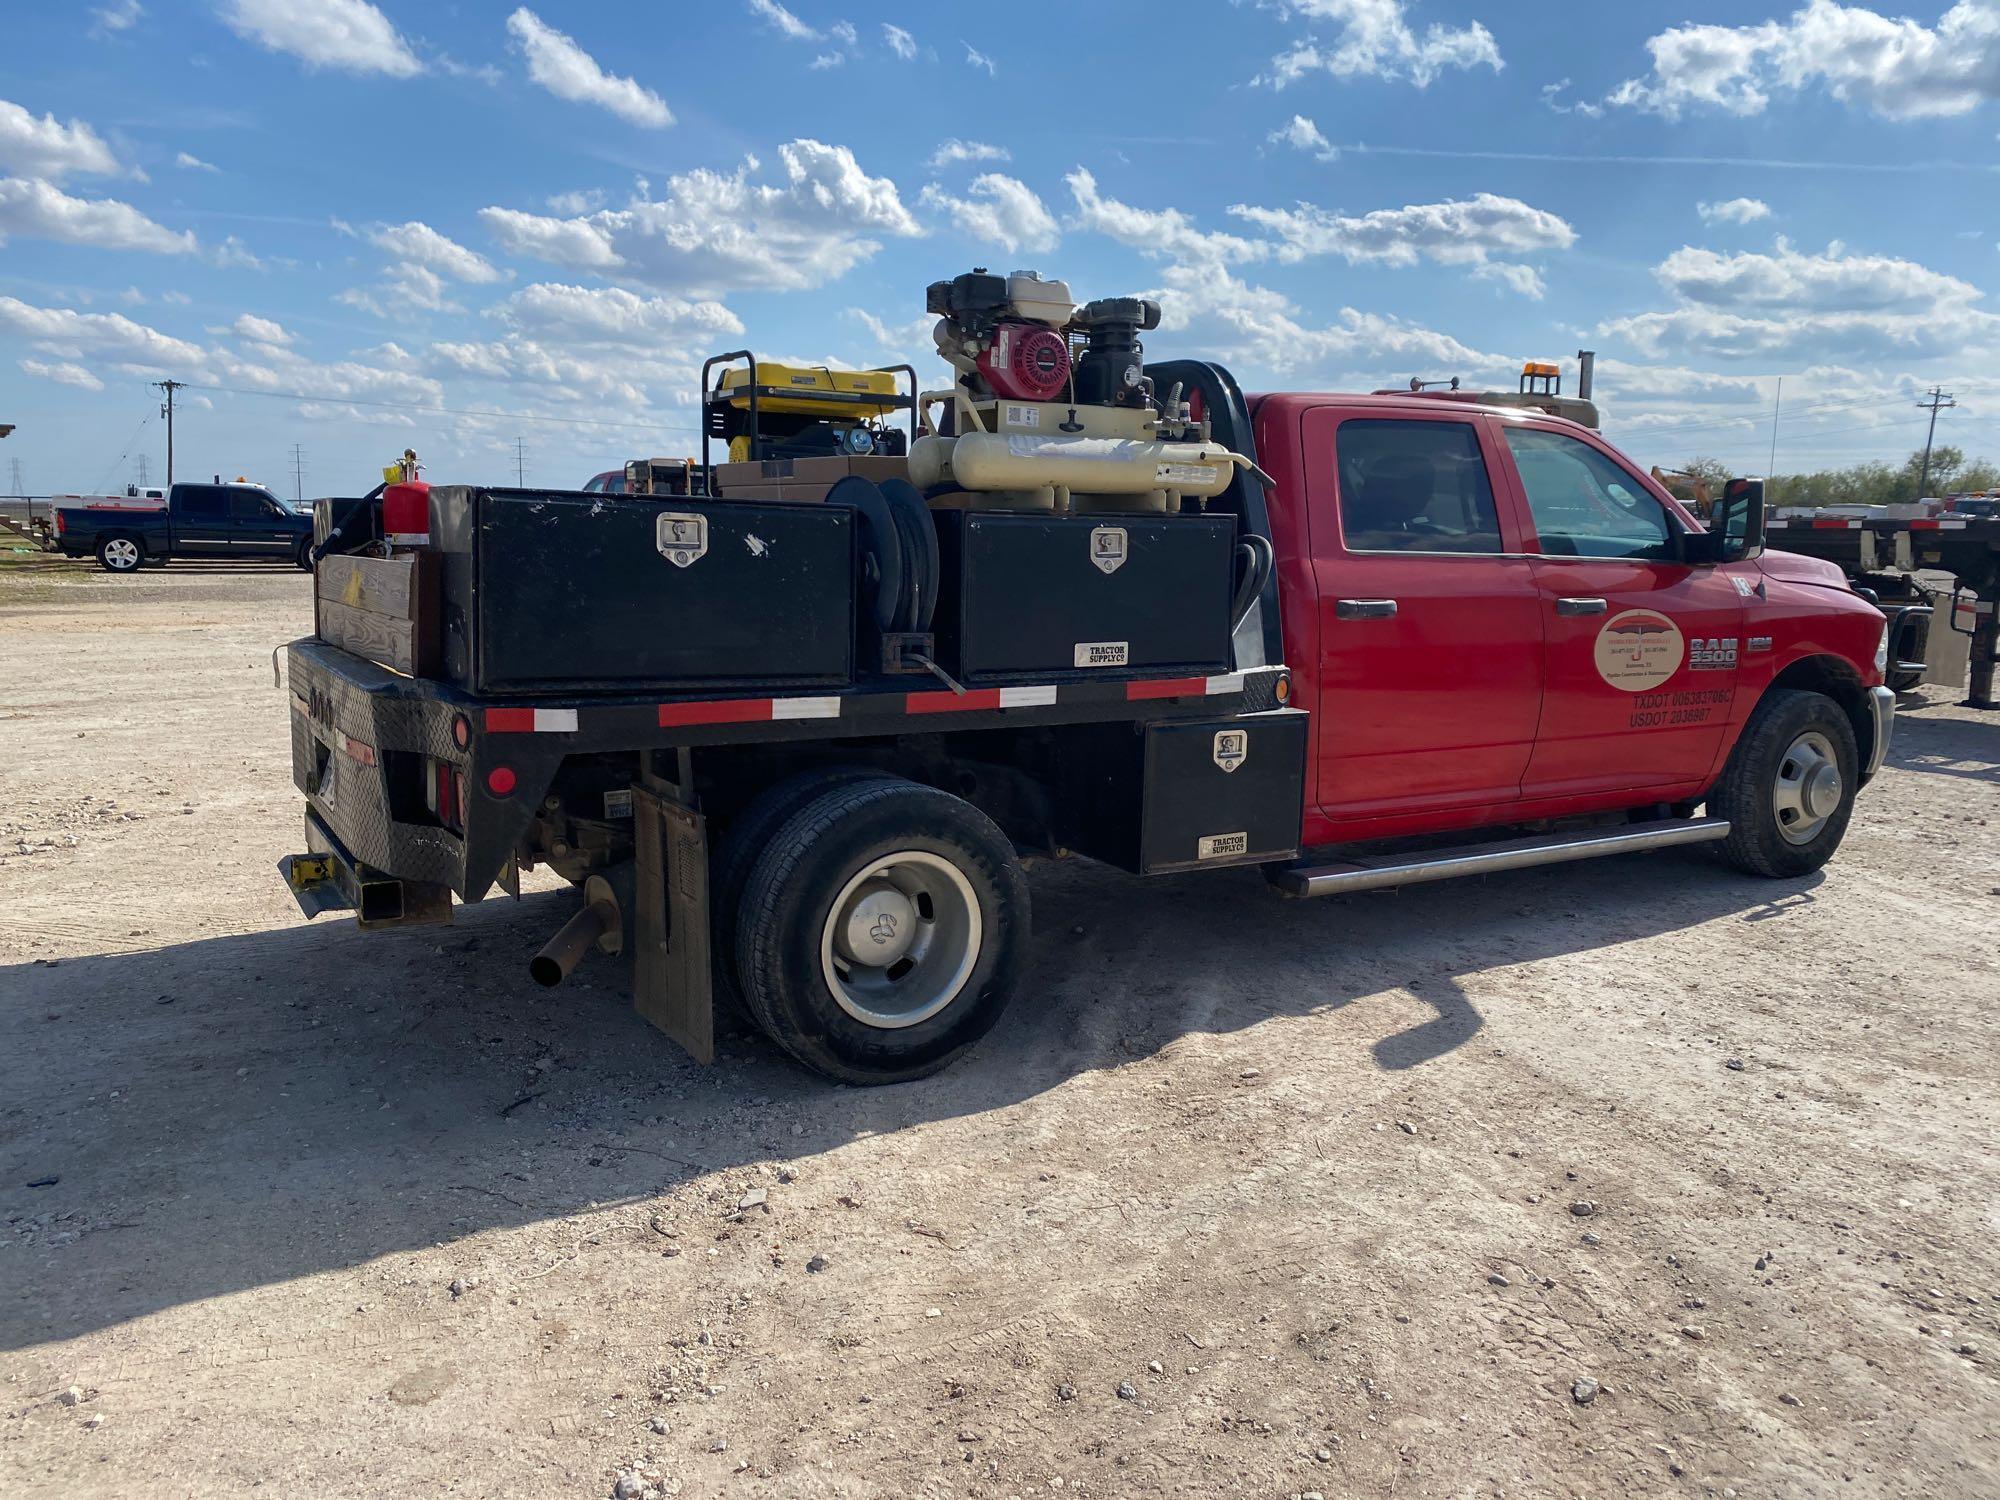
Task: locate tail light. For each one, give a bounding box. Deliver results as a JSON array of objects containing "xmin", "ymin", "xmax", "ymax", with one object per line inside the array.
[
  {"xmin": 424, "ymin": 758, "xmax": 464, "ymax": 832},
  {"xmin": 55, "ymin": 510, "xmax": 66, "ymax": 536}
]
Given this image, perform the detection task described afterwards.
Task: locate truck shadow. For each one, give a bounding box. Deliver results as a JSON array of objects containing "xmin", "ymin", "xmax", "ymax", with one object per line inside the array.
[
  {"xmin": 1884, "ymin": 704, "xmax": 2000, "ymax": 785},
  {"xmin": 0, "ymin": 845, "xmax": 1796, "ymax": 1351}
]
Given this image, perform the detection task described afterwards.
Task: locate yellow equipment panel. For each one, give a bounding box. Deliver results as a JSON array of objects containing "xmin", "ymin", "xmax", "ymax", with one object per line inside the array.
[{"xmin": 717, "ymin": 363, "xmax": 903, "ymax": 417}]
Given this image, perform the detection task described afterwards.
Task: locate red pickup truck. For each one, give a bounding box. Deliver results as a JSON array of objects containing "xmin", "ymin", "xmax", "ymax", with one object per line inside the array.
[{"xmin": 280, "ymin": 360, "xmax": 1890, "ymax": 1084}]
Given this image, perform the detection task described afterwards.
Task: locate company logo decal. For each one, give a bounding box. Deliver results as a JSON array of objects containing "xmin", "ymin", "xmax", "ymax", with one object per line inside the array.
[
  {"xmin": 1593, "ymin": 609, "xmax": 1684, "ymax": 692},
  {"xmin": 1689, "ymin": 636, "xmax": 1739, "ymax": 671}
]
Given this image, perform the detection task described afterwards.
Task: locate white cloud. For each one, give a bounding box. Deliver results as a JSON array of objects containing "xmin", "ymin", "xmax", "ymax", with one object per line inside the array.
[
  {"xmin": 545, "ymin": 188, "xmax": 605, "ymax": 215},
  {"xmin": 809, "ymin": 51, "xmax": 845, "ymax": 70},
  {"xmin": 1606, "ymin": 0, "xmax": 2000, "ymax": 120},
  {"xmin": 230, "ymin": 312, "xmax": 292, "ymax": 344},
  {"xmin": 370, "ymin": 220, "xmax": 505, "ymax": 282},
  {"xmin": 1227, "ymin": 193, "xmax": 1577, "ymax": 272},
  {"xmin": 506, "ymin": 8, "xmax": 673, "ymax": 127},
  {"xmin": 480, "ymin": 140, "xmax": 921, "ymax": 295},
  {"xmin": 91, "ymin": 1, "xmax": 143, "ymax": 36},
  {"xmin": 493, "ymin": 282, "xmax": 742, "ymax": 347},
  {"xmin": 20, "ymin": 357, "xmax": 106, "ymax": 391},
  {"xmin": 883, "ymin": 22, "xmax": 918, "ymax": 59},
  {"xmin": 217, "ymin": 0, "xmax": 420, "ymax": 78},
  {"xmin": 920, "ymin": 175, "xmax": 1060, "ymax": 254},
  {"xmin": 1261, "ymin": 0, "xmax": 1502, "ymax": 89},
  {"xmin": 928, "ymin": 138, "xmax": 1009, "ymax": 169},
  {"xmin": 0, "ymin": 296, "xmax": 208, "ymax": 369},
  {"xmin": 0, "ymin": 99, "xmax": 126, "ymax": 180},
  {"xmin": 161, "ymin": 290, "xmax": 191, "ymax": 305},
  {"xmin": 174, "ymin": 150, "xmax": 219, "ymax": 173},
  {"xmin": 0, "ymin": 177, "xmax": 196, "ymax": 255},
  {"xmin": 1602, "ymin": 239, "xmax": 2000, "ymax": 362},
  {"xmin": 963, "ymin": 42, "xmax": 997, "ymax": 75},
  {"xmin": 1066, "ymin": 168, "xmax": 1265, "ymax": 269},
  {"xmin": 747, "ymin": 0, "xmax": 818, "ymax": 41},
  {"xmin": 1698, "ymin": 197, "xmax": 1772, "ymax": 226},
  {"xmin": 1471, "ymin": 262, "xmax": 1546, "ymax": 299},
  {"xmin": 1267, "ymin": 115, "xmax": 1339, "ymax": 161}
]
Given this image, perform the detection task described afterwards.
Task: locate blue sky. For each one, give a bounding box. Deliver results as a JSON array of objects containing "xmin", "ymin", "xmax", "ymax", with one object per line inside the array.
[{"xmin": 3, "ymin": 0, "xmax": 2000, "ymax": 498}]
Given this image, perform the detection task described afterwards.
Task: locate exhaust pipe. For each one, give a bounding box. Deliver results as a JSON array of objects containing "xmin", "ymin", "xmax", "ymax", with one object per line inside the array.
[
  {"xmin": 1576, "ymin": 349, "xmax": 1595, "ymax": 402},
  {"xmin": 530, "ymin": 898, "xmax": 618, "ymax": 987}
]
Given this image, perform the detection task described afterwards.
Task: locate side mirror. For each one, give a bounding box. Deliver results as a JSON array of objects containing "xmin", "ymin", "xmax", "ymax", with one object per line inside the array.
[{"xmin": 1685, "ymin": 477, "xmax": 1765, "ymax": 565}]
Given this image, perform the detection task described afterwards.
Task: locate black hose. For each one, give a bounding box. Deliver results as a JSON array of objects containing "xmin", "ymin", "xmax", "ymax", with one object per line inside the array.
[{"xmin": 1230, "ymin": 534, "xmax": 1274, "ymax": 635}]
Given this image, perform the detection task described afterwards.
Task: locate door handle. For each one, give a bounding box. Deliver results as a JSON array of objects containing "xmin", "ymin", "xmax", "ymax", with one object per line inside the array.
[
  {"xmin": 1336, "ymin": 598, "xmax": 1398, "ymax": 620},
  {"xmin": 1555, "ymin": 597, "xmax": 1608, "ymax": 616}
]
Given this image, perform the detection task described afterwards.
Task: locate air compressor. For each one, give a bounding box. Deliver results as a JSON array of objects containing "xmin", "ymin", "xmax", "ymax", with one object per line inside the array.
[{"xmin": 908, "ymin": 269, "xmax": 1251, "ymax": 514}]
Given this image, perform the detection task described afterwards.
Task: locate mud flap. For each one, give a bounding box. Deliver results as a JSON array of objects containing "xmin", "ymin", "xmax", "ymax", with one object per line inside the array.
[{"xmin": 632, "ymin": 783, "xmax": 714, "ymax": 1064}]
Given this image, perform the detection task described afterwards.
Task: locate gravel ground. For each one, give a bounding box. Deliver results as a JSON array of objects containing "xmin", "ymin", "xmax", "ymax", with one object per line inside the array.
[{"xmin": 2, "ymin": 562, "xmax": 1997, "ymax": 1499}]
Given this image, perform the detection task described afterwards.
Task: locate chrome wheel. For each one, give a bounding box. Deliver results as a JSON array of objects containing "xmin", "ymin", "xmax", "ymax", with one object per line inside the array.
[
  {"xmin": 103, "ymin": 538, "xmax": 140, "ymax": 570},
  {"xmin": 818, "ymin": 850, "xmax": 981, "ymax": 1029},
  {"xmin": 1773, "ymin": 730, "xmax": 1841, "ymax": 845}
]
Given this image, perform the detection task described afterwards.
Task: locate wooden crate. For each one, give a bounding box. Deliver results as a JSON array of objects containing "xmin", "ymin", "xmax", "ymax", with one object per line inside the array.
[{"xmin": 314, "ymin": 553, "xmax": 439, "ymax": 677}]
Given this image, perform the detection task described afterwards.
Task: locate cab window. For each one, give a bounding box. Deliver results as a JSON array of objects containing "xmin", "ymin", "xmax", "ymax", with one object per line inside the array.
[
  {"xmin": 177, "ymin": 487, "xmax": 227, "ymax": 520},
  {"xmin": 1503, "ymin": 428, "xmax": 1675, "ymax": 560},
  {"xmin": 230, "ymin": 490, "xmax": 278, "ymax": 520},
  {"xmin": 1334, "ymin": 419, "xmax": 1502, "ymax": 554}
]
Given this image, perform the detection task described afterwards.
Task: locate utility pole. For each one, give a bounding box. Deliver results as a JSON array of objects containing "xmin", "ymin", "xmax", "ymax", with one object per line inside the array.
[
  {"xmin": 153, "ymin": 379, "xmax": 184, "ymax": 486},
  {"xmin": 514, "ymin": 436, "xmax": 527, "ymax": 486},
  {"xmin": 290, "ymin": 443, "xmax": 306, "ymax": 504},
  {"xmin": 1766, "ymin": 375, "xmax": 1782, "ymax": 504},
  {"xmin": 1915, "ymin": 386, "xmax": 1956, "ymax": 499}
]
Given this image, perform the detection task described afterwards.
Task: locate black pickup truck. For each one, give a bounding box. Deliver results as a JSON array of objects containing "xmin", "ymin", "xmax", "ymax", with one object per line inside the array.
[{"xmin": 56, "ymin": 481, "xmax": 313, "ymax": 572}]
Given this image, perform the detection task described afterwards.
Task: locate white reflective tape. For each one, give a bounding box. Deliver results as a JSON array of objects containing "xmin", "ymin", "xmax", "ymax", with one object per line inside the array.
[
  {"xmin": 1940, "ymin": 519, "xmax": 1968, "ymax": 529},
  {"xmin": 770, "ymin": 696, "xmax": 842, "ymax": 720},
  {"xmin": 998, "ymin": 684, "xmax": 1059, "ymax": 708},
  {"xmin": 533, "ymin": 709, "xmax": 578, "ymax": 733},
  {"xmin": 1205, "ymin": 672, "xmax": 1246, "ymax": 695}
]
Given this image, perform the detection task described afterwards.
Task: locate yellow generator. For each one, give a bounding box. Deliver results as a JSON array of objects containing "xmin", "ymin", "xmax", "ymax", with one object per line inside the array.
[{"xmin": 703, "ymin": 353, "xmax": 916, "ymax": 464}]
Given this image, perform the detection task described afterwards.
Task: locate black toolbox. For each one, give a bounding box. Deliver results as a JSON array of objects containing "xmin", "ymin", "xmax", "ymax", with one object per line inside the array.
[
  {"xmin": 428, "ymin": 487, "xmax": 854, "ymax": 694},
  {"xmin": 931, "ymin": 511, "xmax": 1236, "ymax": 684},
  {"xmin": 1056, "ymin": 710, "xmax": 1308, "ymax": 873}
]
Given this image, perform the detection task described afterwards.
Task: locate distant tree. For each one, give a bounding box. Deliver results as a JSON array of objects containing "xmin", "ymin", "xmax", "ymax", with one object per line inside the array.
[
  {"xmin": 1678, "ymin": 456, "xmax": 1734, "ymax": 491},
  {"xmin": 1771, "ymin": 447, "xmax": 1998, "ymax": 506}
]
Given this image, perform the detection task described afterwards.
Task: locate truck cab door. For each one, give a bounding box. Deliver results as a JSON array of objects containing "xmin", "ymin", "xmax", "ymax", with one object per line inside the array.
[
  {"xmin": 173, "ymin": 486, "xmax": 231, "ymax": 555},
  {"xmin": 1494, "ymin": 422, "xmax": 1745, "ymax": 799},
  {"xmin": 1301, "ymin": 408, "xmax": 1545, "ymax": 830},
  {"xmin": 230, "ymin": 489, "xmax": 295, "ymax": 555}
]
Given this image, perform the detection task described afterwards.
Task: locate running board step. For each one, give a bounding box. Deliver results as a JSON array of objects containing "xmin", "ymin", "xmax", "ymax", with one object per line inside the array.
[{"xmin": 1272, "ymin": 817, "xmax": 1730, "ymax": 898}]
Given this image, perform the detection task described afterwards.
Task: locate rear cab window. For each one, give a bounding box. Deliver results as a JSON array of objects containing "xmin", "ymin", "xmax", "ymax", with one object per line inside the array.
[{"xmin": 1333, "ymin": 418, "xmax": 1505, "ymax": 554}]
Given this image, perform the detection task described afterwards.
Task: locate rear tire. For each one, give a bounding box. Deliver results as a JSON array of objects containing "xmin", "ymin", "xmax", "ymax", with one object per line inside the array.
[
  {"xmin": 97, "ymin": 535, "xmax": 143, "ymax": 573},
  {"xmin": 1710, "ymin": 688, "xmax": 1859, "ymax": 878},
  {"xmin": 709, "ymin": 767, "xmax": 877, "ymax": 1017},
  {"xmin": 734, "ymin": 776, "xmax": 1029, "ymax": 1084},
  {"xmin": 296, "ymin": 538, "xmax": 315, "ymax": 571}
]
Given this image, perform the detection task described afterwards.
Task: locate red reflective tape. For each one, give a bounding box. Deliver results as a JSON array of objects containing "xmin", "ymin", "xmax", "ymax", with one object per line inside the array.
[
  {"xmin": 1126, "ymin": 677, "xmax": 1207, "ymax": 700},
  {"xmin": 484, "ymin": 707, "xmax": 536, "ymax": 733},
  {"xmin": 1811, "ymin": 518, "xmax": 1854, "ymax": 529},
  {"xmin": 906, "ymin": 688, "xmax": 1004, "ymax": 713},
  {"xmin": 1909, "ymin": 519, "xmax": 1941, "ymax": 530},
  {"xmin": 658, "ymin": 699, "xmax": 772, "ymax": 727},
  {"xmin": 290, "ymin": 692, "xmax": 310, "ymax": 716},
  {"xmin": 341, "ymin": 734, "xmax": 377, "ymax": 767}
]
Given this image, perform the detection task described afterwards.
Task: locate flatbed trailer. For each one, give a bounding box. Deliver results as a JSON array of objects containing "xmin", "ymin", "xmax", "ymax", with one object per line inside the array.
[{"xmin": 1764, "ymin": 514, "xmax": 2000, "ymax": 707}]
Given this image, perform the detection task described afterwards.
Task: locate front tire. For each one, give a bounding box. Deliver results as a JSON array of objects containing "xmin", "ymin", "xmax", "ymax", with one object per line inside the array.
[
  {"xmin": 97, "ymin": 535, "xmax": 143, "ymax": 573},
  {"xmin": 296, "ymin": 538, "xmax": 315, "ymax": 571},
  {"xmin": 1711, "ymin": 688, "xmax": 1859, "ymax": 877},
  {"xmin": 734, "ymin": 776, "xmax": 1029, "ymax": 1084}
]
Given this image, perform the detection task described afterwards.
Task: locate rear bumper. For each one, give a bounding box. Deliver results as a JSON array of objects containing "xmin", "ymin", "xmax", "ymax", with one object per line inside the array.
[{"xmin": 1864, "ymin": 685, "xmax": 1895, "ymax": 780}]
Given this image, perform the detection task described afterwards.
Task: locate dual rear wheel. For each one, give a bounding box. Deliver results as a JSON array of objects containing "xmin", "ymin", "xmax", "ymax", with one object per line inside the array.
[{"xmin": 715, "ymin": 774, "xmax": 1029, "ymax": 1084}]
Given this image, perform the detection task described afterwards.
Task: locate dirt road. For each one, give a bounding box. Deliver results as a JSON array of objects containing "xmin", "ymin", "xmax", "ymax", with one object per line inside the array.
[{"xmin": 3, "ymin": 562, "xmax": 1996, "ymax": 1498}]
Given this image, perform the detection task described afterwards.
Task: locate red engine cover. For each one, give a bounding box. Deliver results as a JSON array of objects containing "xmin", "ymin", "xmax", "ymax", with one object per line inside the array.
[{"xmin": 976, "ymin": 322, "xmax": 1070, "ymax": 402}]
